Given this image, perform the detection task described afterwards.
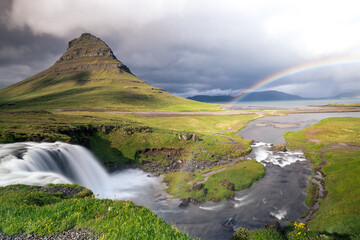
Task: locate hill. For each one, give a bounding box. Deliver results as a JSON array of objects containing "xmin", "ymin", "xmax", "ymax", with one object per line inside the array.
[
  {"xmin": 188, "ymin": 90, "xmax": 303, "ymax": 103},
  {"xmin": 332, "ymin": 91, "xmax": 360, "ymax": 99},
  {"xmin": 0, "ymin": 33, "xmax": 212, "ymax": 112}
]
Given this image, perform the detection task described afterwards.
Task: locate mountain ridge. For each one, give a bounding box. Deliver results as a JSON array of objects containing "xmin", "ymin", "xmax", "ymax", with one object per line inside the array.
[
  {"xmin": 188, "ymin": 90, "xmax": 360, "ymax": 103},
  {"xmin": 0, "ymin": 33, "xmax": 210, "ymax": 112},
  {"xmin": 188, "ymin": 90, "xmax": 303, "ymax": 103}
]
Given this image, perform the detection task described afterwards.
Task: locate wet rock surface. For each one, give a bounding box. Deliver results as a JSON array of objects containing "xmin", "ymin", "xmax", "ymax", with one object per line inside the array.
[{"xmin": 269, "ymin": 144, "xmax": 287, "ymax": 152}]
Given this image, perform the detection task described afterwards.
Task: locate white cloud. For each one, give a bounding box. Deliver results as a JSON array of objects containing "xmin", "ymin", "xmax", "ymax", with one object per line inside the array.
[
  {"xmin": 7, "ymin": 0, "xmax": 187, "ymax": 37},
  {"xmin": 3, "ymin": 0, "xmax": 360, "ymax": 97}
]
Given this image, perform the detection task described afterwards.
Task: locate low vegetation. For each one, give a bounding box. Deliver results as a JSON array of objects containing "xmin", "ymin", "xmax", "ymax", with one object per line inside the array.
[
  {"xmin": 164, "ymin": 160, "xmax": 265, "ymax": 202},
  {"xmin": 0, "ymin": 184, "xmax": 194, "ymax": 239},
  {"xmin": 231, "ymin": 221, "xmax": 342, "ymax": 240},
  {"xmin": 0, "ymin": 111, "xmax": 256, "ymax": 168},
  {"xmin": 284, "ymin": 117, "xmax": 360, "ymax": 237},
  {"xmin": 324, "ymin": 103, "xmax": 360, "ymax": 107}
]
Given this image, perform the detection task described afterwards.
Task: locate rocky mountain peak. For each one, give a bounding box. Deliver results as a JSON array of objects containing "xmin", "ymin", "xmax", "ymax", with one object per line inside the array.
[
  {"xmin": 53, "ymin": 33, "xmax": 131, "ymax": 74},
  {"xmin": 57, "ymin": 33, "xmax": 115, "ymax": 62}
]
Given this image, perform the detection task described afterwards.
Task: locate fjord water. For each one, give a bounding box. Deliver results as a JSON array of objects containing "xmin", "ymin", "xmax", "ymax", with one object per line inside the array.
[
  {"xmin": 1, "ymin": 112, "xmax": 359, "ymax": 240},
  {"xmin": 240, "ymin": 112, "xmax": 360, "ymax": 144},
  {"xmin": 229, "ymin": 98, "xmax": 360, "ymax": 110}
]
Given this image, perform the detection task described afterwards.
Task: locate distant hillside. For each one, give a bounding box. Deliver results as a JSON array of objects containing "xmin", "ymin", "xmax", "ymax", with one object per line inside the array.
[
  {"xmin": 188, "ymin": 90, "xmax": 303, "ymax": 103},
  {"xmin": 0, "ymin": 33, "xmax": 210, "ymax": 112},
  {"xmin": 332, "ymin": 91, "xmax": 360, "ymax": 99},
  {"xmin": 188, "ymin": 95, "xmax": 234, "ymax": 103}
]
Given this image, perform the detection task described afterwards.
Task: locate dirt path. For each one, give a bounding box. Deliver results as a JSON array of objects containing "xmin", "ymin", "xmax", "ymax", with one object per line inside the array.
[
  {"xmin": 55, "ymin": 109, "xmax": 254, "ymax": 117},
  {"xmin": 187, "ymin": 167, "xmax": 227, "ymax": 186},
  {"xmin": 197, "ymin": 168, "xmax": 227, "ymax": 184}
]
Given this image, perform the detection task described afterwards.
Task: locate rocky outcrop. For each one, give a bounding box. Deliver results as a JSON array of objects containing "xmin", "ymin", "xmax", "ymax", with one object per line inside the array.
[
  {"xmin": 269, "ymin": 144, "xmax": 287, "ymax": 152},
  {"xmin": 175, "ymin": 133, "xmax": 200, "ymax": 142},
  {"xmin": 54, "ymin": 33, "xmax": 131, "ymax": 74},
  {"xmin": 179, "ymin": 198, "xmax": 199, "ymax": 208}
]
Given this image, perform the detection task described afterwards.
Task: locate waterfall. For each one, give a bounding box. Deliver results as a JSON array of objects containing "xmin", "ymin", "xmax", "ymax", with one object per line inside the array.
[
  {"xmin": 0, "ymin": 142, "xmax": 111, "ymax": 193},
  {"xmin": 0, "ymin": 142, "xmax": 161, "ymax": 201}
]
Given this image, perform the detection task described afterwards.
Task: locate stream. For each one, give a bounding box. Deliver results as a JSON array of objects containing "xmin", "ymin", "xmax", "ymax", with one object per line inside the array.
[{"xmin": 0, "ymin": 112, "xmax": 359, "ymax": 240}]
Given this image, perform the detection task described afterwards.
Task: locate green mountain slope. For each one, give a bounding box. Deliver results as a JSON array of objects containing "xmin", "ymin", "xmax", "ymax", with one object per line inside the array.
[{"xmin": 0, "ymin": 33, "xmax": 213, "ymax": 111}]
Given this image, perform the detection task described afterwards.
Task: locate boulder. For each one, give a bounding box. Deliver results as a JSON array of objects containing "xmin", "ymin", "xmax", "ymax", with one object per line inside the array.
[
  {"xmin": 269, "ymin": 144, "xmax": 287, "ymax": 152},
  {"xmin": 179, "ymin": 198, "xmax": 190, "ymax": 208},
  {"xmin": 192, "ymin": 134, "xmax": 200, "ymax": 142},
  {"xmin": 192, "ymin": 183, "xmax": 203, "ymax": 190}
]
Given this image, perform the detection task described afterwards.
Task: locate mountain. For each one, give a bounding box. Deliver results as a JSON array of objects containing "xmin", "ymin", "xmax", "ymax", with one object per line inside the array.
[
  {"xmin": 0, "ymin": 33, "xmax": 204, "ymax": 111},
  {"xmin": 187, "ymin": 95, "xmax": 234, "ymax": 103},
  {"xmin": 331, "ymin": 91, "xmax": 360, "ymax": 99},
  {"xmin": 188, "ymin": 90, "xmax": 303, "ymax": 103}
]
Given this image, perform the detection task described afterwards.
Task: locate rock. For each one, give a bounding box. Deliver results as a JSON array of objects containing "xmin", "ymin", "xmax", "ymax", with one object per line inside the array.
[
  {"xmin": 179, "ymin": 198, "xmax": 190, "ymax": 208},
  {"xmin": 265, "ymin": 220, "xmax": 282, "ymax": 232},
  {"xmin": 202, "ymin": 188, "xmax": 208, "ymax": 196},
  {"xmin": 99, "ymin": 125, "xmax": 114, "ymax": 134},
  {"xmin": 220, "ymin": 179, "xmax": 235, "ymax": 191},
  {"xmin": 192, "ymin": 134, "xmax": 199, "ymax": 142},
  {"xmin": 182, "ymin": 133, "xmax": 192, "ymax": 141},
  {"xmin": 192, "ymin": 183, "xmax": 203, "ymax": 190},
  {"xmin": 223, "ymin": 217, "xmax": 237, "ymax": 229},
  {"xmin": 269, "ymin": 144, "xmax": 287, "ymax": 152}
]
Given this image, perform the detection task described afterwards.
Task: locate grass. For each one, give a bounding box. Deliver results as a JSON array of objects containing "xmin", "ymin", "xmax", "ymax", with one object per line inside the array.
[
  {"xmin": 231, "ymin": 221, "xmax": 352, "ymax": 240},
  {"xmin": 0, "ymin": 111, "xmax": 256, "ymax": 168},
  {"xmin": 0, "ymin": 184, "xmax": 194, "ymax": 239},
  {"xmin": 308, "ymin": 149, "xmax": 360, "ymax": 235},
  {"xmin": 0, "ymin": 51, "xmax": 222, "ymax": 112},
  {"xmin": 163, "ymin": 160, "xmax": 265, "ymax": 202},
  {"xmin": 325, "ymin": 103, "xmax": 360, "ymax": 107},
  {"xmin": 284, "ymin": 117, "xmax": 360, "ymax": 237}
]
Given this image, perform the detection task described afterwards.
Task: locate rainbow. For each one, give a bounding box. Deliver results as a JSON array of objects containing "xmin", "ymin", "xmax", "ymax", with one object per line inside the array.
[{"xmin": 229, "ymin": 55, "xmax": 360, "ymax": 105}]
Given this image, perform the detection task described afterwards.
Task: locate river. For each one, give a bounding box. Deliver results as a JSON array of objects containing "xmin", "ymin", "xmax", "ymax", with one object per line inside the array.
[{"xmin": 0, "ymin": 112, "xmax": 359, "ymax": 239}]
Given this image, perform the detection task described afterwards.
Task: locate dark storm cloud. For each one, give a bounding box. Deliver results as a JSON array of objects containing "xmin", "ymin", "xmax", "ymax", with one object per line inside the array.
[
  {"xmin": 0, "ymin": 1, "xmax": 67, "ymax": 87},
  {"xmin": 1, "ymin": 0, "xmax": 360, "ymax": 97}
]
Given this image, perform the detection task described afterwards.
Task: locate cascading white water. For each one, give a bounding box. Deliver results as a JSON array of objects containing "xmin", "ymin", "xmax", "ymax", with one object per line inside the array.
[
  {"xmin": 250, "ymin": 142, "xmax": 306, "ymax": 167},
  {"xmin": 0, "ymin": 142, "xmax": 112, "ymax": 193},
  {"xmin": 0, "ymin": 142, "xmax": 161, "ymax": 201}
]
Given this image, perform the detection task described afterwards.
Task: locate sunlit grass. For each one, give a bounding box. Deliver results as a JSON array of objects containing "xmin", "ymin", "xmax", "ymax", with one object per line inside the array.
[
  {"xmin": 0, "ymin": 184, "xmax": 194, "ymax": 239},
  {"xmin": 284, "ymin": 117, "xmax": 360, "ymax": 236},
  {"xmin": 164, "ymin": 160, "xmax": 265, "ymax": 202}
]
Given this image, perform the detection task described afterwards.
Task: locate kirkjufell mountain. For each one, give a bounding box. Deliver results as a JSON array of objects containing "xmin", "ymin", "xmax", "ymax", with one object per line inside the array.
[{"xmin": 0, "ymin": 33, "xmax": 202, "ymax": 111}]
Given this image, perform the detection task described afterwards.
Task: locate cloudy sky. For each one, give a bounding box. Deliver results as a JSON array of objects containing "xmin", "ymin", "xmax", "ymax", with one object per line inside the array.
[{"xmin": 1, "ymin": 0, "xmax": 360, "ymax": 98}]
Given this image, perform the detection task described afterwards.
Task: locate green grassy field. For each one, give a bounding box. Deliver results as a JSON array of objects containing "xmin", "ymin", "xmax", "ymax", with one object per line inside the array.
[
  {"xmin": 164, "ymin": 160, "xmax": 265, "ymax": 202},
  {"xmin": 284, "ymin": 117, "xmax": 360, "ymax": 237},
  {"xmin": 0, "ymin": 33, "xmax": 223, "ymax": 113},
  {"xmin": 0, "ymin": 184, "xmax": 193, "ymax": 240},
  {"xmin": 0, "ymin": 111, "xmax": 256, "ymax": 167}
]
